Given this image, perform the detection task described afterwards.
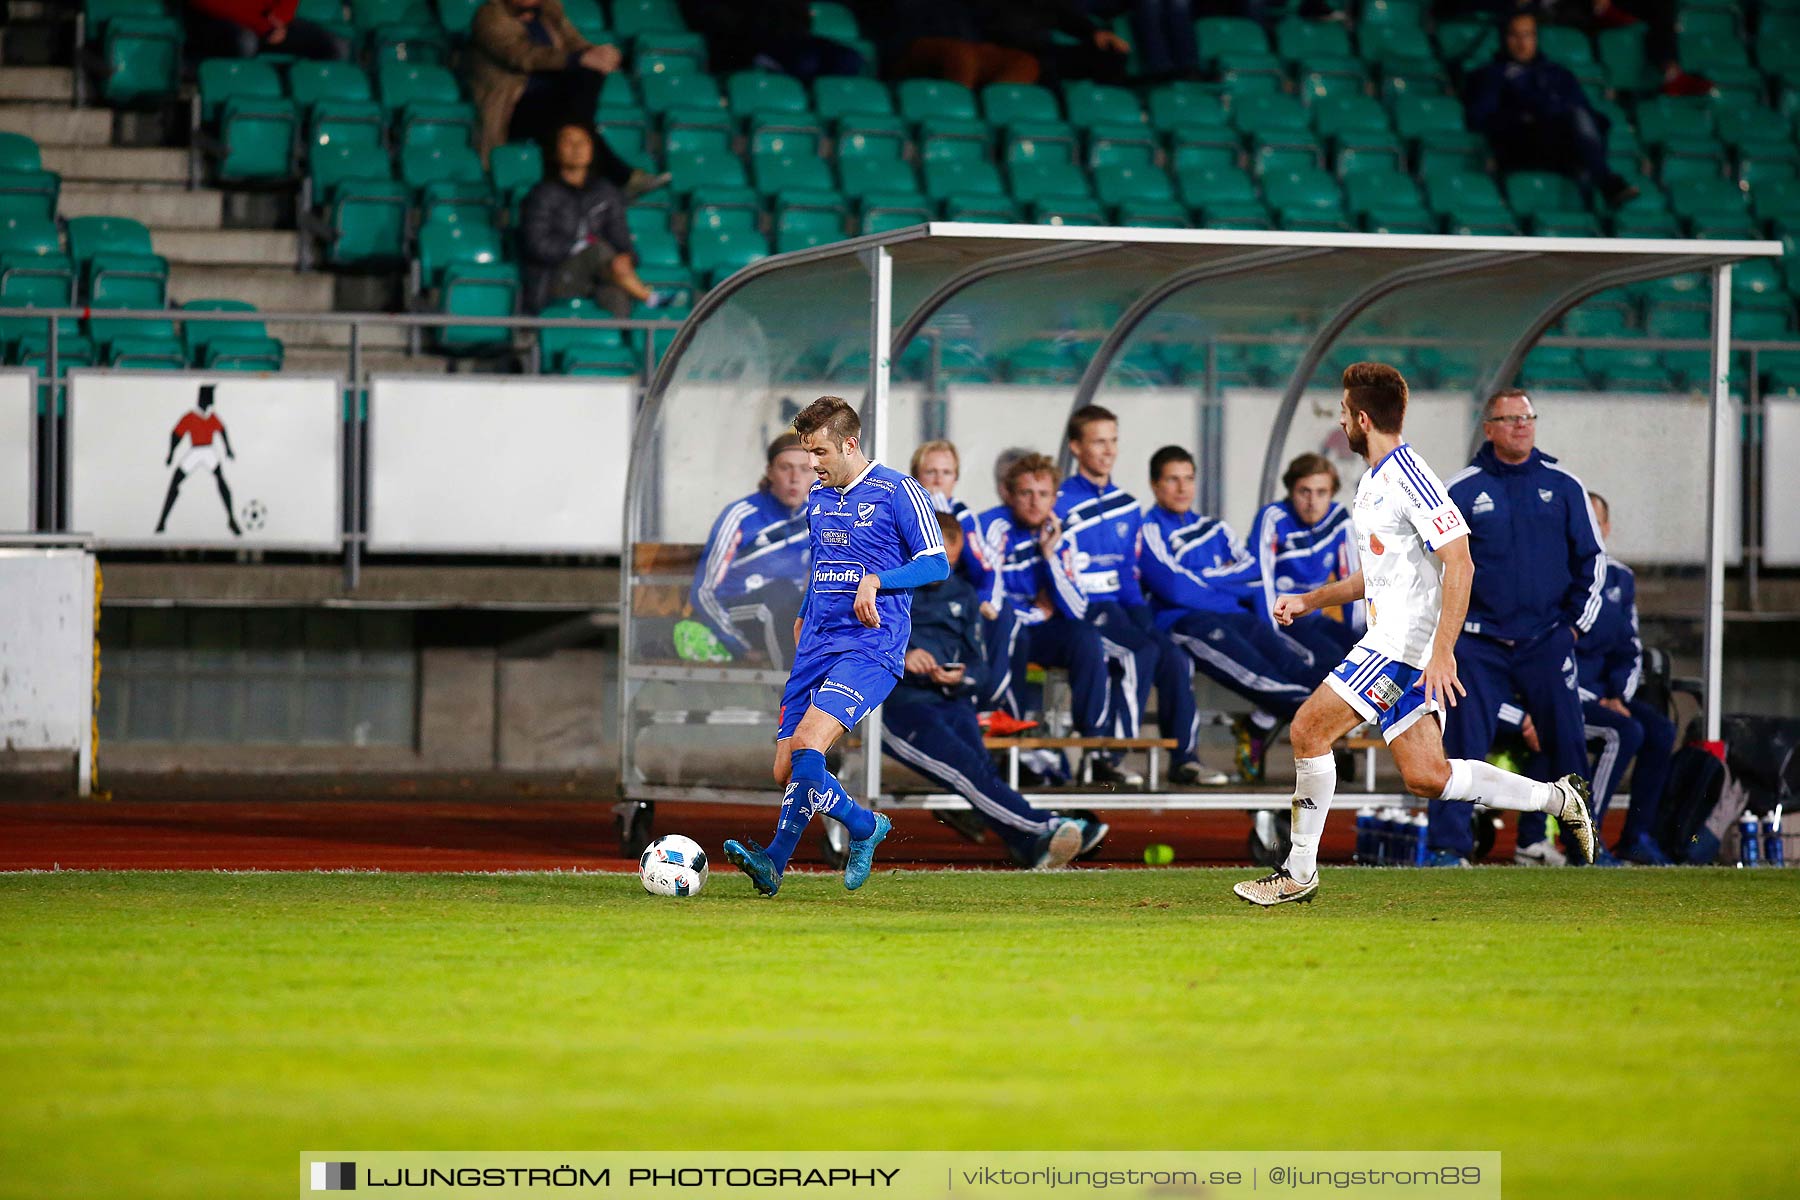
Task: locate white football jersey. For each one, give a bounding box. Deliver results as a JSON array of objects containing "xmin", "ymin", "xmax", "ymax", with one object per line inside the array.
[{"xmin": 1349, "ymin": 442, "xmax": 1469, "ymax": 667}]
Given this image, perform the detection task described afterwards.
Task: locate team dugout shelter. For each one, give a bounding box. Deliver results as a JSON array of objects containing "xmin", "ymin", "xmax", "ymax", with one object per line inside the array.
[{"xmin": 618, "ymin": 225, "xmax": 1778, "ymax": 820}]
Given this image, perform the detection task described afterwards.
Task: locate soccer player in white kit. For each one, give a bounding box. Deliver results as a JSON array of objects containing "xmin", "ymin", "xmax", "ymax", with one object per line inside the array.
[{"xmin": 1234, "ymin": 363, "xmax": 1595, "ymax": 906}]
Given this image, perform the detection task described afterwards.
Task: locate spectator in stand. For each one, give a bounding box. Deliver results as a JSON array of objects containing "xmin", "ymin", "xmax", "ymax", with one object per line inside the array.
[
  {"xmin": 518, "ymin": 124, "xmax": 680, "ymax": 315},
  {"xmin": 467, "ymin": 0, "xmax": 669, "ymax": 202},
  {"xmin": 1463, "ymin": 12, "xmax": 1640, "ymax": 207},
  {"xmin": 1084, "ymin": 0, "xmax": 1200, "ymax": 81},
  {"xmin": 678, "ymin": 0, "xmax": 865, "ymax": 82},
  {"xmin": 1589, "ymin": 0, "xmax": 1713, "ymax": 96},
  {"xmin": 183, "ymin": 0, "xmax": 350, "ymax": 60},
  {"xmin": 886, "ymin": 0, "xmax": 1130, "ymax": 87}
]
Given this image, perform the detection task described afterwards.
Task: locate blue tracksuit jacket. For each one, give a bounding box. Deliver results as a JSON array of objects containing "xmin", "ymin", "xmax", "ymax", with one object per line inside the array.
[
  {"xmin": 1055, "ymin": 475, "xmax": 1147, "ymax": 608},
  {"xmin": 968, "ymin": 503, "xmax": 1087, "ymax": 624},
  {"xmin": 689, "ymin": 487, "xmax": 811, "ymax": 654},
  {"xmin": 1138, "ymin": 504, "xmax": 1255, "ymax": 624},
  {"xmin": 1575, "ymin": 557, "xmax": 1642, "ymax": 702},
  {"xmin": 1445, "ymin": 443, "xmax": 1606, "ymax": 643},
  {"xmin": 1244, "ymin": 498, "xmax": 1361, "ymax": 628}
]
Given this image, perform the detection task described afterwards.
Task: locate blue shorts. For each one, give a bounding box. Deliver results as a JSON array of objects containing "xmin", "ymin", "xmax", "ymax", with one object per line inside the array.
[
  {"xmin": 775, "ymin": 648, "xmax": 899, "ymax": 740},
  {"xmin": 1325, "ymin": 643, "xmax": 1442, "ymax": 744}
]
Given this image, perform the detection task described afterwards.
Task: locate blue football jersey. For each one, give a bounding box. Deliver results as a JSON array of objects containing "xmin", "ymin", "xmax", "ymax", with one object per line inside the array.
[
  {"xmin": 800, "ymin": 461, "xmax": 945, "ymax": 673},
  {"xmin": 1056, "ymin": 474, "xmax": 1147, "ymax": 607}
]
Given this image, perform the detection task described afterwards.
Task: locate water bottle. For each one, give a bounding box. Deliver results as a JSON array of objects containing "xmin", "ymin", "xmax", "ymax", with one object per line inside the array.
[
  {"xmin": 1738, "ymin": 810, "xmax": 1761, "ymax": 866},
  {"xmin": 1377, "ymin": 807, "xmax": 1399, "ymax": 864},
  {"xmin": 1412, "ymin": 811, "xmax": 1430, "ymax": 867},
  {"xmin": 1765, "ymin": 806, "xmax": 1785, "ymax": 867},
  {"xmin": 1355, "ymin": 807, "xmax": 1375, "ymax": 864}
]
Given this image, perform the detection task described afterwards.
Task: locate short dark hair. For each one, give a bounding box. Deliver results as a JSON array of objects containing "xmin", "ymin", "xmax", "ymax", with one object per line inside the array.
[
  {"xmin": 793, "ymin": 395, "xmax": 860, "ymax": 445},
  {"xmin": 1149, "ymin": 444, "xmax": 1194, "ymax": 483},
  {"xmin": 1282, "ymin": 452, "xmax": 1340, "ymax": 494},
  {"xmin": 935, "ymin": 510, "xmax": 963, "ymax": 545},
  {"xmin": 757, "ymin": 432, "xmax": 803, "ymax": 491},
  {"xmin": 1065, "ymin": 404, "xmax": 1118, "ymax": 445},
  {"xmin": 1003, "ymin": 452, "xmax": 1061, "ymax": 494},
  {"xmin": 1342, "ymin": 362, "xmax": 1408, "ymax": 435}
]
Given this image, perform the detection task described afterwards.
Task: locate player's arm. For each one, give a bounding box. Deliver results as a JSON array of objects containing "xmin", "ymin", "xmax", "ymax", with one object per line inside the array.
[
  {"xmin": 1274, "ymin": 570, "xmax": 1364, "ymax": 625},
  {"xmin": 1425, "ymin": 536, "xmax": 1474, "ymax": 709},
  {"xmin": 855, "ymin": 479, "xmax": 949, "ymax": 628}
]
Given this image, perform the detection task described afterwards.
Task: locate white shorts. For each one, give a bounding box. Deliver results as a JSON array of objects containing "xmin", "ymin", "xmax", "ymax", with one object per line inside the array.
[
  {"xmin": 1324, "ymin": 643, "xmax": 1443, "ymax": 744},
  {"xmin": 178, "ymin": 444, "xmax": 220, "ymax": 475}
]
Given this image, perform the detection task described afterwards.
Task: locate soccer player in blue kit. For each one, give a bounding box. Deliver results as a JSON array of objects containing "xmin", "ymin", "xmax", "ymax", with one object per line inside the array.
[{"xmin": 723, "ymin": 396, "xmax": 949, "ymax": 897}]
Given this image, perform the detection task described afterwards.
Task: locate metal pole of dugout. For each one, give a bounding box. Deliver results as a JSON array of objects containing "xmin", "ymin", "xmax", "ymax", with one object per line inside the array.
[{"xmin": 614, "ymin": 226, "xmax": 1782, "ymax": 819}]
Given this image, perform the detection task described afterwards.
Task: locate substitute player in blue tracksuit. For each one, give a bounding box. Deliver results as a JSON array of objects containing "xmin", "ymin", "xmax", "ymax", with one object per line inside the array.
[
  {"xmin": 1057, "ymin": 405, "xmax": 1210, "ymax": 788},
  {"xmin": 1578, "ymin": 492, "xmax": 1675, "ymax": 865},
  {"xmin": 1437, "ymin": 389, "xmax": 1603, "ymax": 864},
  {"xmin": 1243, "ymin": 452, "xmax": 1363, "ymax": 673},
  {"xmin": 910, "ymin": 438, "xmax": 1031, "ymax": 726},
  {"xmin": 723, "ymin": 396, "xmax": 948, "ymax": 897},
  {"xmin": 882, "ymin": 510, "xmax": 1092, "ymax": 869},
  {"xmin": 966, "ymin": 453, "xmax": 1119, "ymax": 775},
  {"xmin": 1138, "ymin": 445, "xmax": 1316, "ymax": 776},
  {"xmin": 683, "ymin": 432, "xmax": 813, "ymax": 664}
]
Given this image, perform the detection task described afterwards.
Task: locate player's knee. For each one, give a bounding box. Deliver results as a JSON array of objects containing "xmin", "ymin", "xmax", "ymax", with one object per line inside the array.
[
  {"xmin": 1402, "ymin": 760, "xmax": 1450, "ymax": 799},
  {"xmin": 1288, "ymin": 713, "xmax": 1330, "ymax": 759}
]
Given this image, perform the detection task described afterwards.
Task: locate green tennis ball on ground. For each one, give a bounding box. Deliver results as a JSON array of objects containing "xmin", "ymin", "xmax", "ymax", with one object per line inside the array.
[{"xmin": 1144, "ymin": 843, "xmax": 1174, "ymax": 865}]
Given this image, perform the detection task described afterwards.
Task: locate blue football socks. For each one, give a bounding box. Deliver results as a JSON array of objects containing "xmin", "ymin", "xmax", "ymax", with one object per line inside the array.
[{"xmin": 764, "ymin": 748, "xmax": 877, "ymax": 874}]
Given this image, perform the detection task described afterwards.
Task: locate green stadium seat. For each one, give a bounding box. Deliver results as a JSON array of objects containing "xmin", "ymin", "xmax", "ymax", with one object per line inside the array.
[
  {"xmin": 180, "ymin": 299, "xmax": 283, "ymax": 370},
  {"xmin": 662, "ymin": 107, "xmax": 731, "ymax": 156},
  {"xmin": 1436, "ymin": 20, "xmax": 1495, "ymax": 69},
  {"xmin": 490, "ymin": 141, "xmax": 542, "ymax": 206},
  {"xmin": 97, "ymin": 13, "xmax": 183, "ymax": 105},
  {"xmin": 839, "ymin": 156, "xmax": 917, "ymax": 200},
  {"xmin": 1335, "ymin": 143, "xmax": 1405, "ymax": 178},
  {"xmin": 916, "ymin": 116, "xmax": 990, "ymax": 161},
  {"xmin": 747, "ymin": 109, "xmax": 823, "ymax": 156},
  {"xmin": 215, "ymin": 94, "xmax": 299, "ymax": 183},
  {"xmin": 1115, "ymin": 197, "xmax": 1190, "ymax": 227},
  {"xmin": 1176, "ymin": 164, "xmax": 1258, "ymax": 208},
  {"xmin": 1667, "ymin": 177, "xmax": 1748, "ymax": 220},
  {"xmin": 536, "ymin": 296, "xmax": 629, "ymax": 374},
  {"xmin": 982, "ymin": 83, "xmax": 1060, "ymax": 127},
  {"xmin": 0, "ymin": 168, "xmax": 57, "ymax": 222},
  {"xmin": 942, "ymin": 193, "xmax": 1022, "ymax": 222},
  {"xmin": 1276, "ymin": 16, "xmax": 1352, "ymax": 62},
  {"xmin": 1312, "ymin": 95, "xmax": 1390, "ymax": 140},
  {"xmin": 1645, "ymin": 304, "xmax": 1710, "ymax": 339},
  {"xmin": 898, "ymin": 79, "xmax": 976, "ymax": 123},
  {"xmin": 774, "ymin": 190, "xmax": 848, "ymax": 236},
  {"xmin": 196, "ymin": 57, "xmax": 282, "ymax": 123},
  {"xmin": 667, "ymin": 150, "xmax": 748, "ymax": 195},
  {"xmin": 861, "ymin": 196, "xmax": 934, "ymax": 233},
  {"xmin": 1537, "ymin": 25, "xmax": 1596, "ymax": 64},
  {"xmin": 752, "ymin": 153, "xmax": 833, "ymax": 195},
  {"xmin": 1086, "ymin": 122, "xmax": 1157, "ymax": 167},
  {"xmin": 1263, "ymin": 168, "xmax": 1344, "ymax": 216},
  {"xmin": 0, "ymin": 216, "xmax": 74, "ymax": 311},
  {"xmin": 1194, "ymin": 16, "xmax": 1269, "ymax": 58},
  {"xmin": 400, "ymin": 144, "xmax": 484, "ymax": 192},
  {"xmin": 435, "ymin": 0, "xmax": 484, "ymax": 37},
  {"xmin": 320, "ymin": 176, "xmax": 407, "ymax": 266},
  {"xmin": 1359, "ymin": 21, "xmax": 1434, "ymax": 60},
  {"xmin": 1168, "ymin": 129, "xmax": 1241, "ymax": 173},
  {"xmin": 397, "ymin": 100, "xmax": 476, "ymax": 151},
  {"xmin": 1733, "ymin": 258, "xmax": 1789, "ymax": 309},
  {"xmin": 377, "ymin": 61, "xmax": 459, "ymax": 114},
  {"xmin": 611, "ymin": 0, "xmax": 685, "ymax": 36},
  {"xmin": 810, "ymin": 1, "xmax": 859, "ymax": 40},
  {"xmin": 1521, "ymin": 345, "xmax": 1592, "ymax": 389},
  {"xmin": 66, "ymin": 216, "xmax": 165, "ymax": 308},
  {"xmin": 814, "ymin": 76, "xmax": 892, "ymax": 120},
  {"xmin": 835, "ymin": 114, "xmax": 907, "ymax": 160},
  {"xmin": 1392, "ymin": 95, "xmax": 1466, "ymax": 142},
  {"xmin": 1299, "ymin": 66, "xmax": 1372, "ymax": 109},
  {"xmin": 0, "ymin": 133, "xmax": 40, "ymax": 174},
  {"xmin": 1004, "ymin": 121, "xmax": 1080, "ymax": 166},
  {"xmin": 633, "ymin": 29, "xmax": 707, "ymax": 67},
  {"xmin": 1733, "ymin": 306, "xmax": 1793, "ymax": 338},
  {"xmin": 1032, "ymin": 199, "xmax": 1109, "ymax": 226},
  {"xmin": 1533, "ymin": 209, "xmax": 1603, "ymax": 237},
  {"xmin": 1094, "ymin": 164, "xmax": 1175, "ymax": 206},
  {"xmin": 1216, "ymin": 55, "xmax": 1287, "ymax": 97},
  {"xmin": 923, "ymin": 159, "xmax": 1004, "ymax": 200},
  {"xmin": 1148, "ymin": 83, "xmax": 1228, "ymax": 134},
  {"xmin": 728, "ymin": 70, "xmax": 811, "ymax": 118},
  {"xmin": 1739, "ymin": 147, "xmax": 1800, "ymax": 190},
  {"xmin": 1379, "ymin": 63, "xmax": 1452, "ymax": 105},
  {"xmin": 1424, "ymin": 170, "xmax": 1510, "ymax": 219},
  {"xmin": 1252, "ymin": 133, "xmax": 1325, "ymax": 175},
  {"xmin": 1065, "ymin": 82, "xmax": 1144, "ymax": 129},
  {"xmin": 1612, "ymin": 208, "xmax": 1683, "ymax": 237},
  {"xmin": 307, "ymin": 97, "xmax": 384, "ymax": 159},
  {"xmin": 1344, "ymin": 169, "xmax": 1427, "ymax": 220},
  {"xmin": 640, "ymin": 71, "xmax": 722, "ymax": 115},
  {"xmin": 1364, "ymin": 211, "xmax": 1438, "ymax": 233},
  {"xmin": 1636, "ymin": 96, "xmax": 1714, "ymax": 147},
  {"xmin": 1677, "ymin": 29, "xmax": 1750, "ymax": 69},
  {"xmin": 1005, "ymin": 341, "xmax": 1077, "ymax": 385},
  {"xmin": 556, "ymin": 0, "xmax": 610, "ymax": 44},
  {"xmin": 433, "ymin": 260, "xmax": 518, "ymax": 354},
  {"xmin": 1009, "ymin": 161, "xmax": 1095, "ymax": 205},
  {"xmin": 629, "ymin": 227, "xmax": 684, "ymax": 268},
  {"xmin": 103, "ymin": 325, "xmax": 188, "ymax": 370},
  {"xmin": 688, "ymin": 227, "xmax": 771, "ymax": 281},
  {"xmin": 1689, "ymin": 213, "xmax": 1760, "ymax": 239},
  {"xmin": 1232, "ymin": 92, "xmax": 1310, "ymax": 135},
  {"xmin": 1504, "ymin": 171, "xmax": 1584, "ymax": 217}
]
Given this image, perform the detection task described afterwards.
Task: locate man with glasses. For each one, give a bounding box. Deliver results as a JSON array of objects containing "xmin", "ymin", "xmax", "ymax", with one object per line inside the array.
[{"xmin": 1434, "ymin": 389, "xmax": 1605, "ymax": 866}]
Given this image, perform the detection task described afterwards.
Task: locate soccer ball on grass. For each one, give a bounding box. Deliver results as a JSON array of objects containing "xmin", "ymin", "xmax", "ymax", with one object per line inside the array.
[{"xmin": 639, "ymin": 834, "xmax": 709, "ymax": 896}]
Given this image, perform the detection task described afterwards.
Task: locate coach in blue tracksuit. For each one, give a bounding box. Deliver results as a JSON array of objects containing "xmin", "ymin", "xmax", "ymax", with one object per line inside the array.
[
  {"xmin": 882, "ymin": 511, "xmax": 1089, "ymax": 869},
  {"xmin": 1056, "ymin": 405, "xmax": 1208, "ymax": 788},
  {"xmin": 1243, "ymin": 451, "xmax": 1363, "ymax": 674},
  {"xmin": 683, "ymin": 432, "xmax": 813, "ymax": 663},
  {"xmin": 1438, "ymin": 389, "xmax": 1603, "ymax": 864},
  {"xmin": 1577, "ymin": 492, "xmax": 1675, "ymax": 865}
]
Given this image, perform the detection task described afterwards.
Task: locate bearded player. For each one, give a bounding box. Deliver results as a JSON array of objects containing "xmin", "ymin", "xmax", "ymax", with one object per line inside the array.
[
  {"xmin": 723, "ymin": 396, "xmax": 948, "ymax": 897},
  {"xmin": 1234, "ymin": 363, "xmax": 1595, "ymax": 906}
]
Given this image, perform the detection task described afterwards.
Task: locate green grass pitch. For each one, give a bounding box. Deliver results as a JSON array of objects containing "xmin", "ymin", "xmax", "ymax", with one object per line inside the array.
[{"xmin": 2, "ymin": 868, "xmax": 1797, "ymax": 1200}]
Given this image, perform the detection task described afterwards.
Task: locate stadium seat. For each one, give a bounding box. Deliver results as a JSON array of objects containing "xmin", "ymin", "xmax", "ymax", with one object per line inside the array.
[
  {"xmin": 611, "ymin": 0, "xmax": 684, "ymax": 36},
  {"xmin": 1276, "ymin": 15, "xmax": 1353, "ymax": 62},
  {"xmin": 941, "ymin": 193, "xmax": 1021, "ymax": 223},
  {"xmin": 810, "ymin": 1, "xmax": 860, "ymax": 40},
  {"xmin": 1085, "ymin": 123, "xmax": 1158, "ymax": 168},
  {"xmin": 1521, "ymin": 345, "xmax": 1592, "ymax": 390},
  {"xmin": 1232, "ymin": 93, "xmax": 1310, "ymax": 136},
  {"xmin": 377, "ymin": 61, "xmax": 460, "ymax": 116},
  {"xmin": 1195, "ymin": 16, "xmax": 1270, "ymax": 60},
  {"xmin": 1005, "ymin": 341, "xmax": 1077, "ymax": 385},
  {"xmin": 687, "ymin": 227, "xmax": 771, "ymax": 282},
  {"xmin": 897, "ymin": 79, "xmax": 976, "ymax": 123},
  {"xmin": 814, "ymin": 76, "xmax": 892, "ymax": 120},
  {"xmin": 534, "ymin": 297, "xmax": 634, "ymax": 375},
  {"xmin": 982, "ymin": 83, "xmax": 1059, "ymax": 128},
  {"xmin": 1114, "ymin": 197, "xmax": 1189, "ymax": 227},
  {"xmin": 667, "ymin": 150, "xmax": 749, "ymax": 196},
  {"xmin": 1094, "ymin": 164, "xmax": 1176, "ymax": 207},
  {"xmin": 490, "ymin": 142, "xmax": 542, "ymax": 207},
  {"xmin": 1312, "ymin": 96, "xmax": 1391, "ymax": 141},
  {"xmin": 196, "ymin": 57, "xmax": 282, "ymax": 124},
  {"xmin": 1424, "ymin": 171, "xmax": 1510, "ymax": 221},
  {"xmin": 1064, "ymin": 82, "xmax": 1145, "ymax": 129},
  {"xmin": 194, "ymin": 58, "xmax": 297, "ymax": 182},
  {"xmin": 1262, "ymin": 168, "xmax": 1345, "ymax": 219},
  {"xmin": 861, "ymin": 195, "xmax": 934, "ymax": 232},
  {"xmin": 728, "ymin": 71, "xmax": 811, "ymax": 119},
  {"xmin": 96, "ymin": 12, "xmax": 183, "ymax": 105},
  {"xmin": 839, "ymin": 156, "xmax": 917, "ymax": 201},
  {"xmin": 1533, "ymin": 209, "xmax": 1603, "ymax": 237},
  {"xmin": 753, "ymin": 153, "xmax": 833, "ymax": 195},
  {"xmin": 1009, "ymin": 161, "xmax": 1095, "ymax": 205},
  {"xmin": 640, "ymin": 71, "xmax": 722, "ymax": 115},
  {"xmin": 180, "ymin": 299, "xmax": 284, "ymax": 371},
  {"xmin": 923, "ymin": 159, "xmax": 1004, "ymax": 201},
  {"xmin": 835, "ymin": 114, "xmax": 907, "ymax": 161},
  {"xmin": 66, "ymin": 216, "xmax": 166, "ymax": 309},
  {"xmin": 687, "ymin": 187, "xmax": 761, "ymax": 232},
  {"xmin": 1635, "ymin": 96, "xmax": 1715, "ymax": 148},
  {"xmin": 397, "ymin": 100, "xmax": 477, "ymax": 152},
  {"xmin": 0, "ymin": 167, "xmax": 57, "ymax": 222},
  {"xmin": 1344, "ymin": 170, "xmax": 1428, "ymax": 221},
  {"xmin": 324, "ymin": 175, "xmax": 409, "ymax": 267},
  {"xmin": 748, "ymin": 113, "xmax": 824, "ymax": 158},
  {"xmin": 1391, "ymin": 95, "xmax": 1466, "ymax": 142},
  {"xmin": 1504, "ymin": 171, "xmax": 1584, "ymax": 218},
  {"xmin": 1175, "ymin": 164, "xmax": 1258, "ymax": 208},
  {"xmin": 1149, "ymin": 84, "xmax": 1228, "ymax": 136},
  {"xmin": 307, "ymin": 97, "xmax": 385, "ymax": 160},
  {"xmin": 0, "ymin": 216, "xmax": 74, "ymax": 311}
]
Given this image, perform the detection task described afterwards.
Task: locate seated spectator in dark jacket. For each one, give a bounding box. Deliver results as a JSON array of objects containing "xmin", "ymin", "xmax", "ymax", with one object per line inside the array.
[
  {"xmin": 184, "ymin": 0, "xmax": 349, "ymax": 60},
  {"xmin": 467, "ymin": 0, "xmax": 667, "ymax": 201},
  {"xmin": 887, "ymin": 0, "xmax": 1129, "ymax": 86},
  {"xmin": 1464, "ymin": 13, "xmax": 1637, "ymax": 207},
  {"xmin": 882, "ymin": 512, "xmax": 1094, "ymax": 869},
  {"xmin": 519, "ymin": 124, "xmax": 679, "ymax": 315},
  {"xmin": 679, "ymin": 0, "xmax": 864, "ymax": 82}
]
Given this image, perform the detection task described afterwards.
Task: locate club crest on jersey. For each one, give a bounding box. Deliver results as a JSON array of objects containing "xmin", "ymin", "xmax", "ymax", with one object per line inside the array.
[
  {"xmin": 858, "ymin": 502, "xmax": 874, "ymax": 521},
  {"xmin": 1115, "ymin": 520, "xmax": 1130, "ymax": 537},
  {"xmin": 1539, "ymin": 488, "xmax": 1554, "ymax": 503},
  {"xmin": 1364, "ymin": 675, "xmax": 1404, "ymax": 711},
  {"xmin": 1472, "ymin": 491, "xmax": 1495, "ymax": 514},
  {"xmin": 1607, "ymin": 585, "xmax": 1623, "ymax": 602},
  {"xmin": 1369, "ymin": 533, "xmax": 1386, "ymax": 555}
]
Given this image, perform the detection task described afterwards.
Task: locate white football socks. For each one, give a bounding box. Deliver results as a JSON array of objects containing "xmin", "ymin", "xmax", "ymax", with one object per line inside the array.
[
  {"xmin": 1281, "ymin": 753, "xmax": 1338, "ymax": 883},
  {"xmin": 1439, "ymin": 759, "xmax": 1561, "ymax": 815}
]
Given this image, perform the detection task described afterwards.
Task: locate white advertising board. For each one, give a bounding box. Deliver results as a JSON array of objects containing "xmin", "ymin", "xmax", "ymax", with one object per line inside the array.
[
  {"xmin": 369, "ymin": 375, "xmax": 633, "ymax": 553},
  {"xmin": 0, "ymin": 548, "xmax": 95, "ymax": 792},
  {"xmin": 67, "ymin": 371, "xmax": 342, "ymax": 550},
  {"xmin": 0, "ymin": 369, "xmax": 32, "ymax": 532},
  {"xmin": 1764, "ymin": 398, "xmax": 1800, "ymax": 568}
]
